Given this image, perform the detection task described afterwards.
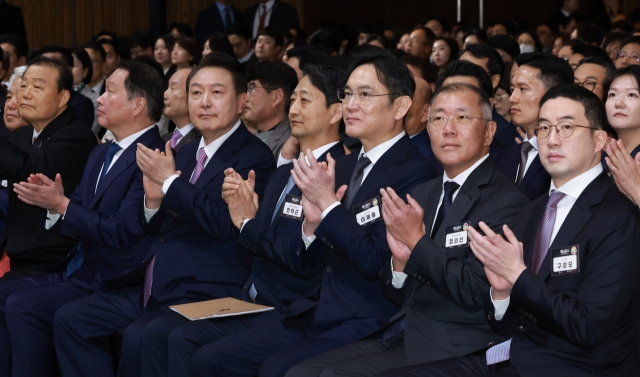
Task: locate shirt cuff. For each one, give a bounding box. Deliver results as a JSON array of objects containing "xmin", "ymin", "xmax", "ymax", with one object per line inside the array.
[
  {"xmin": 391, "ymin": 257, "xmax": 408, "ymax": 288},
  {"xmin": 277, "ymin": 152, "xmax": 293, "ymax": 168},
  {"xmin": 301, "ymin": 221, "xmax": 316, "ymax": 249},
  {"xmin": 162, "ymin": 174, "xmax": 180, "ymax": 194},
  {"xmin": 45, "ymin": 209, "xmax": 64, "ymax": 230},
  {"xmin": 143, "ymin": 194, "xmax": 160, "ymax": 223},
  {"xmin": 320, "ymin": 201, "xmax": 341, "ymax": 220},
  {"xmin": 490, "ymin": 287, "xmax": 511, "ymax": 321},
  {"xmin": 240, "ymin": 218, "xmax": 252, "ymax": 232}
]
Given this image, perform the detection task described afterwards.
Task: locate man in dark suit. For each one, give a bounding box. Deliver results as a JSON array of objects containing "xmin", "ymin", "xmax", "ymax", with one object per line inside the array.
[
  {"xmin": 244, "ymin": 0, "xmax": 300, "ymax": 39},
  {"xmin": 161, "ymin": 67, "xmax": 200, "ymax": 152},
  {"xmin": 195, "ymin": 0, "xmax": 243, "ymax": 46},
  {"xmin": 494, "ymin": 54, "xmax": 574, "ymax": 200},
  {"xmin": 0, "ymin": 57, "xmax": 97, "ymax": 279},
  {"xmin": 227, "ymin": 24, "xmax": 258, "ymax": 73},
  {"xmin": 52, "ymin": 53, "xmax": 276, "ymax": 377},
  {"xmin": 0, "ymin": 2, "xmax": 26, "ymax": 40},
  {"xmin": 138, "ymin": 64, "xmax": 346, "ymax": 377},
  {"xmin": 188, "ymin": 50, "xmax": 438, "ymax": 377},
  {"xmin": 0, "ymin": 60, "xmax": 164, "ymax": 377},
  {"xmin": 287, "ymin": 84, "xmax": 529, "ymax": 377},
  {"xmin": 377, "ymin": 85, "xmax": 640, "ymax": 377}
]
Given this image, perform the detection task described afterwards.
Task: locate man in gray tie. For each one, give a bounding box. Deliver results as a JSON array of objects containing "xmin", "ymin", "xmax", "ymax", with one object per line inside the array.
[
  {"xmin": 375, "ymin": 85, "xmax": 640, "ymax": 377},
  {"xmin": 161, "ymin": 67, "xmax": 200, "ymax": 152}
]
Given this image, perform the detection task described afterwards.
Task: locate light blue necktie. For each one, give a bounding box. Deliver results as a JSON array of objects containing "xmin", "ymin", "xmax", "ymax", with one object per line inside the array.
[{"xmin": 271, "ymin": 176, "xmax": 296, "ymax": 224}]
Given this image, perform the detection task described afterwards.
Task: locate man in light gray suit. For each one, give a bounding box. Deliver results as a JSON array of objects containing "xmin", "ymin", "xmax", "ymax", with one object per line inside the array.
[
  {"xmin": 161, "ymin": 67, "xmax": 201, "ymax": 152},
  {"xmin": 242, "ymin": 61, "xmax": 297, "ymax": 159},
  {"xmin": 286, "ymin": 83, "xmax": 530, "ymax": 377}
]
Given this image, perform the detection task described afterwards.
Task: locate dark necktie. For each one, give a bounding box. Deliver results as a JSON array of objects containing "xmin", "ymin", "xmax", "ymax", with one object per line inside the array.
[
  {"xmin": 430, "ymin": 181, "xmax": 460, "ymax": 238},
  {"xmin": 516, "ymin": 141, "xmax": 534, "ymax": 185},
  {"xmin": 98, "ymin": 142, "xmax": 122, "ymax": 185},
  {"xmin": 224, "ymin": 7, "xmax": 233, "ymax": 29},
  {"xmin": 343, "ymin": 155, "xmax": 372, "ymax": 208},
  {"xmin": 531, "ymin": 190, "xmax": 565, "ymax": 273},
  {"xmin": 258, "ymin": 4, "xmax": 267, "ymax": 32}
]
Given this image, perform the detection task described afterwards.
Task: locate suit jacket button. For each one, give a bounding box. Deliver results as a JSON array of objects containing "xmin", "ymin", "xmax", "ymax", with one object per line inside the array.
[
  {"xmin": 322, "ymin": 237, "xmax": 328, "ymax": 243},
  {"xmin": 519, "ymin": 325, "xmax": 525, "ymax": 331},
  {"xmin": 408, "ymin": 299, "xmax": 415, "ymax": 306},
  {"xmin": 426, "ymin": 281, "xmax": 430, "ymax": 286},
  {"xmin": 160, "ymin": 237, "xmax": 165, "ymax": 242},
  {"xmin": 487, "ymin": 342, "xmax": 495, "ymax": 347},
  {"xmin": 296, "ymin": 249, "xmax": 301, "ymax": 256},
  {"xmin": 326, "ymin": 266, "xmax": 332, "ymax": 273}
]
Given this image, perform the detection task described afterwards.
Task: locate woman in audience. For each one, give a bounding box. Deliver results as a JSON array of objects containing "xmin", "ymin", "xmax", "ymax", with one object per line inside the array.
[
  {"xmin": 494, "ymin": 63, "xmax": 513, "ymax": 123},
  {"xmin": 154, "ymin": 34, "xmax": 175, "ymax": 82},
  {"xmin": 202, "ymin": 34, "xmax": 235, "ymax": 58},
  {"xmin": 615, "ymin": 36, "xmax": 640, "ymax": 68},
  {"xmin": 71, "ymin": 48, "xmax": 100, "ymax": 135},
  {"xmin": 552, "ymin": 32, "xmax": 571, "ymax": 56},
  {"xmin": 462, "ymin": 28, "xmax": 487, "ymax": 49},
  {"xmin": 432, "ymin": 36, "xmax": 459, "ymax": 74},
  {"xmin": 171, "ymin": 37, "xmax": 201, "ymax": 68},
  {"xmin": 604, "ymin": 65, "xmax": 640, "ymax": 203},
  {"xmin": 516, "ymin": 30, "xmax": 542, "ymax": 53}
]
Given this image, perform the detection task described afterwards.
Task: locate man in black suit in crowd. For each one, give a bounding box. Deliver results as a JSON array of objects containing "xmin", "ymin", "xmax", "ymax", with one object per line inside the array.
[
  {"xmin": 0, "ymin": 57, "xmax": 97, "ymax": 279},
  {"xmin": 161, "ymin": 67, "xmax": 200, "ymax": 152},
  {"xmin": 380, "ymin": 84, "xmax": 640, "ymax": 377},
  {"xmin": 139, "ymin": 63, "xmax": 346, "ymax": 377},
  {"xmin": 0, "ymin": 1, "xmax": 26, "ymax": 40},
  {"xmin": 227, "ymin": 24, "xmax": 259, "ymax": 73},
  {"xmin": 287, "ymin": 84, "xmax": 529, "ymax": 377},
  {"xmin": 244, "ymin": 0, "xmax": 300, "ymax": 39},
  {"xmin": 195, "ymin": 0, "xmax": 243, "ymax": 46},
  {"xmin": 494, "ymin": 54, "xmax": 573, "ymax": 200}
]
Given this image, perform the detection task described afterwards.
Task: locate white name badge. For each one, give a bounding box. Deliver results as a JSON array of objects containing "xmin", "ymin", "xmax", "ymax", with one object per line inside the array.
[
  {"xmin": 352, "ymin": 196, "xmax": 382, "ymax": 226},
  {"xmin": 280, "ymin": 194, "xmax": 304, "ymax": 221},
  {"xmin": 444, "ymin": 222, "xmax": 470, "ymax": 249},
  {"xmin": 550, "ymin": 245, "xmax": 580, "ymax": 276}
]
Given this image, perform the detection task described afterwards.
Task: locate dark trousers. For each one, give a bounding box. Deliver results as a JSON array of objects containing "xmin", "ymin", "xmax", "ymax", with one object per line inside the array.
[
  {"xmin": 285, "ymin": 338, "xmax": 407, "ymax": 377},
  {"xmin": 53, "ymin": 286, "xmax": 171, "ymax": 377},
  {"xmin": 0, "ymin": 269, "xmax": 94, "ymax": 377},
  {"xmin": 190, "ymin": 318, "xmax": 343, "ymax": 377},
  {"xmin": 372, "ymin": 353, "xmax": 518, "ymax": 377}
]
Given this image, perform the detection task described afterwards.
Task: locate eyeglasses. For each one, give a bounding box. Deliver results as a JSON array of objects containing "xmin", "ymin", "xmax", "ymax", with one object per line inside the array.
[
  {"xmin": 534, "ymin": 121, "xmax": 598, "ymax": 139},
  {"xmin": 428, "ymin": 113, "xmax": 491, "ymax": 128},
  {"xmin": 337, "ymin": 88, "xmax": 399, "ymax": 104},
  {"xmin": 247, "ymin": 83, "xmax": 274, "ymax": 95},
  {"xmin": 616, "ymin": 51, "xmax": 640, "ymax": 62},
  {"xmin": 574, "ymin": 80, "xmax": 599, "ymax": 92}
]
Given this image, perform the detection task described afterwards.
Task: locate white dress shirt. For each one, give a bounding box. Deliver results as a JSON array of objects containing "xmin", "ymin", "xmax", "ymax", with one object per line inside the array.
[
  {"xmin": 391, "ymin": 154, "xmax": 490, "ymax": 288},
  {"xmin": 302, "ymin": 131, "xmax": 406, "ymax": 248},
  {"xmin": 46, "ymin": 124, "xmax": 157, "ymax": 228},
  {"xmin": 491, "ymin": 162, "xmax": 604, "ymax": 320},
  {"xmin": 144, "ymin": 120, "xmax": 241, "ymax": 221},
  {"xmin": 252, "ymin": 0, "xmax": 276, "ymax": 38}
]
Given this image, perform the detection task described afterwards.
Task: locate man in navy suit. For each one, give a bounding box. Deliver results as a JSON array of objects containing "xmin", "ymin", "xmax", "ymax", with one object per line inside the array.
[
  {"xmin": 139, "ymin": 63, "xmax": 346, "ymax": 377},
  {"xmin": 188, "ymin": 50, "xmax": 438, "ymax": 377},
  {"xmin": 377, "ymin": 85, "xmax": 640, "ymax": 376},
  {"xmin": 52, "ymin": 53, "xmax": 276, "ymax": 377},
  {"xmin": 1, "ymin": 60, "xmax": 165, "ymax": 377},
  {"xmin": 494, "ymin": 54, "xmax": 573, "ymax": 200},
  {"xmin": 244, "ymin": 0, "xmax": 300, "ymax": 39},
  {"xmin": 195, "ymin": 0, "xmax": 243, "ymax": 46}
]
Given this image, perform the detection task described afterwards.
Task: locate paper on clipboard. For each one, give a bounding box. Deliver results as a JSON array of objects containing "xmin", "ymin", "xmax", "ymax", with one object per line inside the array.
[{"xmin": 169, "ymin": 297, "xmax": 275, "ymax": 321}]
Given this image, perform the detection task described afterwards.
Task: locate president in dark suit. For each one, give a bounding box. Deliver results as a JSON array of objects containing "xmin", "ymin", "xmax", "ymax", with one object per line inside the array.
[
  {"xmin": 0, "ymin": 58, "xmax": 97, "ymax": 279},
  {"xmin": 376, "ymin": 86, "xmax": 640, "ymax": 377},
  {"xmin": 494, "ymin": 54, "xmax": 573, "ymax": 200},
  {"xmin": 52, "ymin": 53, "xmax": 276, "ymax": 377},
  {"xmin": 188, "ymin": 50, "xmax": 437, "ymax": 377},
  {"xmin": 244, "ymin": 0, "xmax": 300, "ymax": 39},
  {"xmin": 195, "ymin": 0, "xmax": 243, "ymax": 45},
  {"xmin": 139, "ymin": 64, "xmax": 347, "ymax": 377},
  {"xmin": 0, "ymin": 60, "xmax": 164, "ymax": 377},
  {"xmin": 287, "ymin": 84, "xmax": 529, "ymax": 377}
]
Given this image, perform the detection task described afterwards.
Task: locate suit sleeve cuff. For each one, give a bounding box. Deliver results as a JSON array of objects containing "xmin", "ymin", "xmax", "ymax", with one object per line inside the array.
[
  {"xmin": 302, "ymin": 221, "xmax": 316, "ymax": 249},
  {"xmin": 143, "ymin": 194, "xmax": 160, "ymax": 222},
  {"xmin": 277, "ymin": 152, "xmax": 293, "ymax": 168},
  {"xmin": 45, "ymin": 210, "xmax": 62, "ymax": 230},
  {"xmin": 320, "ymin": 201, "xmax": 341, "ymax": 220},
  {"xmin": 490, "ymin": 287, "xmax": 510, "ymax": 321},
  {"xmin": 391, "ymin": 257, "xmax": 408, "ymax": 288},
  {"xmin": 162, "ymin": 174, "xmax": 180, "ymax": 194}
]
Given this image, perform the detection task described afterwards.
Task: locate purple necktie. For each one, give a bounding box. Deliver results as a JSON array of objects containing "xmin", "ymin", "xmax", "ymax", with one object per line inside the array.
[
  {"xmin": 170, "ymin": 129, "xmax": 182, "ymax": 149},
  {"xmin": 143, "ymin": 147, "xmax": 208, "ymax": 306},
  {"xmin": 531, "ymin": 190, "xmax": 566, "ymax": 273}
]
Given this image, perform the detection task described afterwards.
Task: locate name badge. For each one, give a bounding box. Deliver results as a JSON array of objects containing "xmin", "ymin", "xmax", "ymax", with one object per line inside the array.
[
  {"xmin": 280, "ymin": 194, "xmax": 303, "ymax": 221},
  {"xmin": 551, "ymin": 245, "xmax": 580, "ymax": 276},
  {"xmin": 444, "ymin": 222, "xmax": 470, "ymax": 249},
  {"xmin": 352, "ymin": 196, "xmax": 382, "ymax": 226}
]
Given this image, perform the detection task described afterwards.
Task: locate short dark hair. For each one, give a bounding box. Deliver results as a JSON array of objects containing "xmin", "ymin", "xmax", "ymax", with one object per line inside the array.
[
  {"xmin": 576, "ymin": 56, "xmax": 615, "ymax": 77},
  {"xmin": 307, "ymin": 29, "xmax": 341, "ymax": 55},
  {"xmin": 82, "ymin": 41, "xmax": 106, "ymax": 61},
  {"xmin": 461, "ymin": 43, "xmax": 505, "ymax": 77},
  {"xmin": 621, "ymin": 36, "xmax": 640, "ymax": 50},
  {"xmin": 303, "ymin": 64, "xmax": 346, "ymax": 107},
  {"xmin": 72, "ymin": 48, "xmax": 94, "ymax": 85},
  {"xmin": 436, "ymin": 60, "xmax": 494, "ymax": 98},
  {"xmin": 431, "ymin": 83, "xmax": 492, "ymax": 120},
  {"xmin": 190, "ymin": 51, "xmax": 248, "ymax": 96},
  {"xmin": 205, "ymin": 33, "xmax": 235, "ymax": 58},
  {"xmin": 130, "ymin": 30, "xmax": 156, "ymax": 50},
  {"xmin": 519, "ymin": 53, "xmax": 574, "ymax": 90},
  {"xmin": 247, "ymin": 61, "xmax": 298, "ymax": 111},
  {"xmin": 256, "ymin": 27, "xmax": 284, "ymax": 47},
  {"xmin": 117, "ymin": 59, "xmax": 165, "ymax": 122},
  {"xmin": 399, "ymin": 53, "xmax": 438, "ymax": 84},
  {"xmin": 570, "ymin": 44, "xmax": 610, "ymax": 60},
  {"xmin": 486, "ymin": 34, "xmax": 520, "ymax": 60},
  {"xmin": 422, "ymin": 15, "xmax": 451, "ymax": 33},
  {"xmin": 497, "ymin": 61, "xmax": 513, "ymax": 94},
  {"xmin": 539, "ymin": 84, "xmax": 606, "ymax": 131},
  {"xmin": 0, "ymin": 33, "xmax": 28, "ymax": 59},
  {"xmin": 286, "ymin": 45, "xmax": 330, "ymax": 72},
  {"xmin": 99, "ymin": 39, "xmax": 120, "ymax": 56},
  {"xmin": 25, "ymin": 57, "xmax": 73, "ymax": 93},
  {"xmin": 346, "ymin": 49, "xmax": 415, "ymax": 104},
  {"xmin": 226, "ymin": 24, "xmax": 252, "ymax": 41},
  {"xmin": 434, "ymin": 37, "xmax": 460, "ymax": 64},
  {"xmin": 412, "ymin": 26, "xmax": 436, "ymax": 46},
  {"xmin": 175, "ymin": 38, "xmax": 202, "ymax": 66},
  {"xmin": 167, "ymin": 22, "xmax": 193, "ymax": 38},
  {"xmin": 36, "ymin": 45, "xmax": 73, "ymax": 67},
  {"xmin": 133, "ymin": 55, "xmax": 164, "ymax": 81},
  {"xmin": 462, "ymin": 28, "xmax": 488, "ymax": 44},
  {"xmin": 603, "ymin": 65, "xmax": 640, "ymax": 105},
  {"xmin": 572, "ymin": 22, "xmax": 604, "ymax": 46},
  {"xmin": 95, "ymin": 30, "xmax": 118, "ymax": 42},
  {"xmin": 602, "ymin": 32, "xmax": 631, "ymax": 50}
]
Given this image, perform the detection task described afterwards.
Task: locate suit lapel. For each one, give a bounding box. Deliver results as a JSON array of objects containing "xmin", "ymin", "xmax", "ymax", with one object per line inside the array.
[
  {"xmin": 423, "ymin": 183, "xmax": 442, "ymax": 239},
  {"xmin": 521, "ymin": 155, "xmax": 543, "ymax": 188},
  {"xmin": 175, "ymin": 128, "xmax": 201, "ymax": 151},
  {"xmin": 268, "ymin": 169, "xmax": 293, "ymax": 228},
  {"xmin": 85, "ymin": 146, "xmax": 108, "ymax": 206},
  {"xmin": 192, "ymin": 126, "xmax": 245, "ymax": 188}
]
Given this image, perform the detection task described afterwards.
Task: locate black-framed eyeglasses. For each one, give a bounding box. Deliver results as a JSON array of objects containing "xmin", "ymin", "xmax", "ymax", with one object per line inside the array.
[
  {"xmin": 574, "ymin": 80, "xmax": 599, "ymax": 92},
  {"xmin": 247, "ymin": 83, "xmax": 274, "ymax": 95},
  {"xmin": 337, "ymin": 88, "xmax": 399, "ymax": 104},
  {"xmin": 616, "ymin": 51, "xmax": 640, "ymax": 62},
  {"xmin": 534, "ymin": 121, "xmax": 599, "ymax": 139}
]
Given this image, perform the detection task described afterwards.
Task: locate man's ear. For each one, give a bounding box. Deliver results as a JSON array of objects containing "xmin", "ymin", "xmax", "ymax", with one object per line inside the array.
[
  {"xmin": 594, "ymin": 129, "xmax": 608, "ymax": 153},
  {"xmin": 58, "ymin": 90, "xmax": 71, "ymax": 109},
  {"xmin": 394, "ymin": 96, "xmax": 412, "ymax": 120},
  {"xmin": 491, "ymin": 74, "xmax": 501, "ymax": 91},
  {"xmin": 237, "ymin": 92, "xmax": 247, "ymax": 114},
  {"xmin": 420, "ymin": 103, "xmax": 430, "ymax": 123},
  {"xmin": 329, "ymin": 103, "xmax": 342, "ymax": 125},
  {"xmin": 132, "ymin": 97, "xmax": 147, "ymax": 117},
  {"xmin": 272, "ymin": 88, "xmax": 284, "ymax": 107}
]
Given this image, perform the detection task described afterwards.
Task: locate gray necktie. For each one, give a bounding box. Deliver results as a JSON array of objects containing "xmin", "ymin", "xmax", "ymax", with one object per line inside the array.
[{"xmin": 516, "ymin": 141, "xmax": 534, "ymax": 185}]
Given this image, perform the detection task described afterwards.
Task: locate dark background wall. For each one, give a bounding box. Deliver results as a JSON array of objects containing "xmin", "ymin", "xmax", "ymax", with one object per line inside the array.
[{"xmin": 4, "ymin": 0, "xmax": 638, "ymax": 49}]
